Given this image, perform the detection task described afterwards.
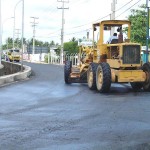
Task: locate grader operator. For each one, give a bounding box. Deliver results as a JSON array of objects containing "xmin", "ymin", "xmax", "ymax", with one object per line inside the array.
[{"xmin": 64, "ymin": 20, "xmax": 150, "ymax": 93}]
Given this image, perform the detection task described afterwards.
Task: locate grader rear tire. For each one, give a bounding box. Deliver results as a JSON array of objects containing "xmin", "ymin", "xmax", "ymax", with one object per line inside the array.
[
  {"xmin": 130, "ymin": 82, "xmax": 143, "ymax": 91},
  {"xmin": 87, "ymin": 63, "xmax": 98, "ymax": 90},
  {"xmin": 96, "ymin": 62, "xmax": 111, "ymax": 93},
  {"xmin": 142, "ymin": 62, "xmax": 150, "ymax": 92},
  {"xmin": 64, "ymin": 61, "xmax": 72, "ymax": 84}
]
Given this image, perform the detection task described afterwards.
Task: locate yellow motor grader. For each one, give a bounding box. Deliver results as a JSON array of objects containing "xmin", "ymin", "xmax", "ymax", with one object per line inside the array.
[{"xmin": 64, "ymin": 20, "xmax": 150, "ymax": 93}]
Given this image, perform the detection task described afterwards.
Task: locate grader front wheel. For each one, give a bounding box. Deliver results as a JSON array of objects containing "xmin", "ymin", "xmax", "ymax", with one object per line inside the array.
[
  {"xmin": 64, "ymin": 61, "xmax": 72, "ymax": 84},
  {"xmin": 142, "ymin": 62, "xmax": 150, "ymax": 92},
  {"xmin": 96, "ymin": 62, "xmax": 111, "ymax": 93},
  {"xmin": 87, "ymin": 63, "xmax": 98, "ymax": 90}
]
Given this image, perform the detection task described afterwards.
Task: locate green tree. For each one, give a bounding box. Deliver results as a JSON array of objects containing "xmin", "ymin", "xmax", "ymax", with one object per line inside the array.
[
  {"xmin": 50, "ymin": 40, "xmax": 55, "ymax": 47},
  {"xmin": 127, "ymin": 4, "xmax": 147, "ymax": 45},
  {"xmin": 63, "ymin": 38, "xmax": 79, "ymax": 54},
  {"xmin": 54, "ymin": 47, "xmax": 61, "ymax": 55},
  {"xmin": 71, "ymin": 37, "xmax": 76, "ymax": 42},
  {"xmin": 28, "ymin": 38, "xmax": 43, "ymax": 46},
  {"xmin": 3, "ymin": 37, "xmax": 13, "ymax": 49},
  {"xmin": 15, "ymin": 38, "xmax": 21, "ymax": 48},
  {"xmin": 43, "ymin": 42, "xmax": 49, "ymax": 47}
]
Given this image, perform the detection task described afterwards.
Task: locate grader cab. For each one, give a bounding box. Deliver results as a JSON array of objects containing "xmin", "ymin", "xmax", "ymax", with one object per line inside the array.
[{"xmin": 64, "ymin": 20, "xmax": 150, "ymax": 93}]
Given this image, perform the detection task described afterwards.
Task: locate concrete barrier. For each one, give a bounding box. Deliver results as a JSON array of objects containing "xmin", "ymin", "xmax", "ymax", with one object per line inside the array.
[
  {"xmin": 0, "ymin": 61, "xmax": 32, "ymax": 86},
  {"xmin": 0, "ymin": 64, "xmax": 4, "ymax": 76}
]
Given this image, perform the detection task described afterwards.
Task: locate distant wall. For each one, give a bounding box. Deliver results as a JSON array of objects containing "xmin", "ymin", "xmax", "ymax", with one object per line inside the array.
[{"xmin": 141, "ymin": 51, "xmax": 150, "ymax": 63}]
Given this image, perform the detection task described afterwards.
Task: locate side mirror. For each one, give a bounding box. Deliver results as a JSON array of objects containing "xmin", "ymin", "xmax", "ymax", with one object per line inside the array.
[
  {"xmin": 94, "ymin": 27, "xmax": 97, "ymax": 31},
  {"xmin": 104, "ymin": 26, "xmax": 111, "ymax": 30},
  {"xmin": 117, "ymin": 27, "xmax": 122, "ymax": 32},
  {"xmin": 117, "ymin": 27, "xmax": 120, "ymax": 32},
  {"xmin": 104, "ymin": 26, "xmax": 107, "ymax": 30}
]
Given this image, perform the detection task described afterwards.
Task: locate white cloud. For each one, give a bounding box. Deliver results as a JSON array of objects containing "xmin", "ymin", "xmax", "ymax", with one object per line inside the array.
[{"xmin": 1, "ymin": 0, "xmax": 146, "ymax": 45}]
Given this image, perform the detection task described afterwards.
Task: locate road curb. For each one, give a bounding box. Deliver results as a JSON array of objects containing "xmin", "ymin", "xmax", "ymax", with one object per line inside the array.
[{"xmin": 0, "ymin": 65, "xmax": 32, "ymax": 86}]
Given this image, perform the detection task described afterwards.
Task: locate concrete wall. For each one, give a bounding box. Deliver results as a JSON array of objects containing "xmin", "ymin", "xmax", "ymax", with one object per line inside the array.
[
  {"xmin": 0, "ymin": 61, "xmax": 31, "ymax": 86},
  {"xmin": 0, "ymin": 61, "xmax": 23, "ymax": 76},
  {"xmin": 0, "ymin": 64, "xmax": 4, "ymax": 76}
]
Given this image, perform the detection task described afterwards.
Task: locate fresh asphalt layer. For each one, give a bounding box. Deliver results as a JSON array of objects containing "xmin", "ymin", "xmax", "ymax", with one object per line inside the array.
[{"xmin": 0, "ymin": 62, "xmax": 150, "ymax": 150}]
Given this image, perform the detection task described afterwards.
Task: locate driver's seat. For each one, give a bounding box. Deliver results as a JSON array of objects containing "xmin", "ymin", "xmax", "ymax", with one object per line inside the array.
[{"xmin": 110, "ymin": 39, "xmax": 118, "ymax": 44}]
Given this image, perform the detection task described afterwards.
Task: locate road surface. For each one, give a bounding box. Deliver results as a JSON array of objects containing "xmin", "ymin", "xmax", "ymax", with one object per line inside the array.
[{"xmin": 0, "ymin": 62, "xmax": 150, "ymax": 150}]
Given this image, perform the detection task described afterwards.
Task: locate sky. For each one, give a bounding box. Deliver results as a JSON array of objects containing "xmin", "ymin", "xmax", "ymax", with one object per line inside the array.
[{"xmin": 1, "ymin": 0, "xmax": 146, "ymax": 45}]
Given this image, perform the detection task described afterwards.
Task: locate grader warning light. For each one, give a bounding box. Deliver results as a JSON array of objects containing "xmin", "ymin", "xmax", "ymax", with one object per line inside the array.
[{"xmin": 64, "ymin": 20, "xmax": 150, "ymax": 93}]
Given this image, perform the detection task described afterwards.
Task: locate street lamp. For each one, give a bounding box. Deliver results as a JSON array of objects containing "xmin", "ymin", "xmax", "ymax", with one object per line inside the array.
[
  {"xmin": 146, "ymin": 0, "xmax": 150, "ymax": 62},
  {"xmin": 21, "ymin": 0, "xmax": 24, "ymax": 72},
  {"xmin": 13, "ymin": 0, "xmax": 22, "ymax": 50},
  {"xmin": 12, "ymin": 0, "xmax": 24, "ymax": 72}
]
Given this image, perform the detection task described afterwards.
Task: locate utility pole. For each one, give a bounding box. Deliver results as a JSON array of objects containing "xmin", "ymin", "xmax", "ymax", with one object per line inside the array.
[
  {"xmin": 30, "ymin": 17, "xmax": 39, "ymax": 62},
  {"xmin": 15, "ymin": 29, "xmax": 21, "ymax": 48},
  {"xmin": 57, "ymin": 0, "xmax": 69, "ymax": 64},
  {"xmin": 86, "ymin": 30, "xmax": 90, "ymax": 40},
  {"xmin": 13, "ymin": 0, "xmax": 22, "ymax": 50},
  {"xmin": 146, "ymin": 0, "xmax": 149, "ymax": 63},
  {"xmin": 21, "ymin": 0, "xmax": 24, "ymax": 72},
  {"xmin": 0, "ymin": 0, "xmax": 2, "ymax": 66},
  {"xmin": 110, "ymin": 0, "xmax": 117, "ymax": 36}
]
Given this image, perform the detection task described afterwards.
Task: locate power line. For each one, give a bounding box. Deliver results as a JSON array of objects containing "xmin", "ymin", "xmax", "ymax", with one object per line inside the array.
[
  {"xmin": 66, "ymin": 14, "xmax": 110, "ymax": 30},
  {"xmin": 39, "ymin": 1, "xmax": 58, "ymax": 13},
  {"xmin": 36, "ymin": 0, "xmax": 142, "ymax": 41},
  {"xmin": 116, "ymin": 0, "xmax": 142, "ymax": 19},
  {"xmin": 38, "ymin": 0, "xmax": 92, "ymax": 32},
  {"xmin": 69, "ymin": 0, "xmax": 91, "ymax": 7},
  {"xmin": 65, "ymin": 0, "xmax": 140, "ymax": 30},
  {"xmin": 65, "ymin": 28, "xmax": 92, "ymax": 36},
  {"xmin": 63, "ymin": 0, "xmax": 142, "ymax": 37},
  {"xmin": 47, "ymin": 29, "xmax": 61, "ymax": 35},
  {"xmin": 15, "ymin": 29, "xmax": 21, "ymax": 37},
  {"xmin": 36, "ymin": 35, "xmax": 60, "ymax": 38},
  {"xmin": 116, "ymin": 0, "xmax": 133, "ymax": 12}
]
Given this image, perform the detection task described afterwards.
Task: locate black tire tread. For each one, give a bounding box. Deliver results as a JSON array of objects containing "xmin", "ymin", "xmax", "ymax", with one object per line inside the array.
[
  {"xmin": 142, "ymin": 62, "xmax": 150, "ymax": 91},
  {"xmin": 64, "ymin": 61, "xmax": 72, "ymax": 84},
  {"xmin": 96, "ymin": 62, "xmax": 111, "ymax": 93},
  {"xmin": 87, "ymin": 63, "xmax": 98, "ymax": 90}
]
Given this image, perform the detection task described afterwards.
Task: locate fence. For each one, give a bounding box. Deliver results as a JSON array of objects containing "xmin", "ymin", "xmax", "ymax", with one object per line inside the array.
[
  {"xmin": 47, "ymin": 53, "xmax": 80, "ymax": 66},
  {"xmin": 23, "ymin": 53, "xmax": 47, "ymax": 62},
  {"xmin": 23, "ymin": 51, "xmax": 150, "ymax": 65},
  {"xmin": 23, "ymin": 52, "xmax": 81, "ymax": 66}
]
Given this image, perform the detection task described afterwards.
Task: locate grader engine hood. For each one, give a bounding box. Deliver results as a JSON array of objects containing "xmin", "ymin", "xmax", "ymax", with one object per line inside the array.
[
  {"xmin": 121, "ymin": 44, "xmax": 141, "ymax": 65},
  {"xmin": 107, "ymin": 43, "xmax": 141, "ymax": 68}
]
